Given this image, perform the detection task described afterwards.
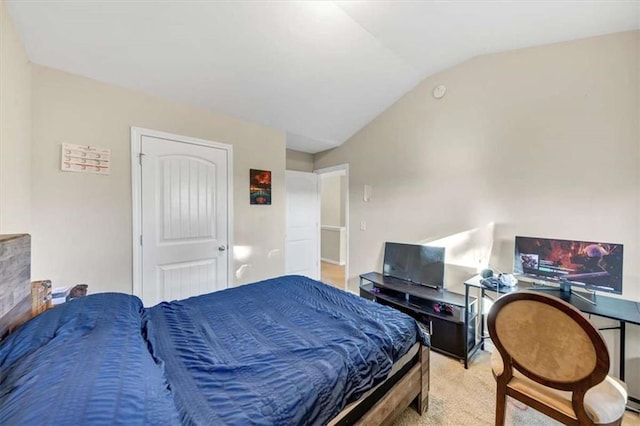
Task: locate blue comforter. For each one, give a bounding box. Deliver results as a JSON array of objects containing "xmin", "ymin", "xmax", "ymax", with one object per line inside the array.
[
  {"xmin": 0, "ymin": 293, "xmax": 179, "ymax": 425},
  {"xmin": 0, "ymin": 275, "xmax": 427, "ymax": 425}
]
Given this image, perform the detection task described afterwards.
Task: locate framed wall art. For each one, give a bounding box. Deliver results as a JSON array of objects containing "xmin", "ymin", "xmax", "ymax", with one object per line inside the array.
[{"xmin": 250, "ymin": 169, "xmax": 271, "ymax": 205}]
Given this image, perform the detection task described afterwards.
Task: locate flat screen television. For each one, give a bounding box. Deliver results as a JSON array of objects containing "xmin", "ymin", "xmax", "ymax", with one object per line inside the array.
[
  {"xmin": 383, "ymin": 242, "xmax": 445, "ymax": 289},
  {"xmin": 513, "ymin": 236, "xmax": 623, "ymax": 295}
]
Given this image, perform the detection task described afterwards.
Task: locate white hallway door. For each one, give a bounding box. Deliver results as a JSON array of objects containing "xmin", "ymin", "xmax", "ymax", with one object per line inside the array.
[
  {"xmin": 136, "ymin": 131, "xmax": 231, "ymax": 306},
  {"xmin": 285, "ymin": 171, "xmax": 320, "ymax": 279}
]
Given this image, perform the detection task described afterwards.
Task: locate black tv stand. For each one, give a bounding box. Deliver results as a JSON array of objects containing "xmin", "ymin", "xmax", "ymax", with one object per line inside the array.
[{"xmin": 359, "ymin": 272, "xmax": 477, "ymax": 366}]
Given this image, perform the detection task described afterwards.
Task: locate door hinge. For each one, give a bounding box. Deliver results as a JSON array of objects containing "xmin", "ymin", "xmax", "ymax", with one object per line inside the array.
[
  {"xmin": 138, "ymin": 153, "xmax": 145, "ymax": 166},
  {"xmin": 140, "ymin": 234, "xmax": 143, "ymax": 246}
]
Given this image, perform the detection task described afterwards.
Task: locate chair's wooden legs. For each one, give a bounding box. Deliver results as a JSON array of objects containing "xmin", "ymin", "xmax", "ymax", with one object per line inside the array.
[{"xmin": 495, "ymin": 386, "xmax": 507, "ymax": 426}]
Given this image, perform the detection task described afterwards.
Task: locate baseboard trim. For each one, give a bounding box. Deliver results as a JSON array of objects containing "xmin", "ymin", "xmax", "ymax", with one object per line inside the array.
[{"xmin": 321, "ymin": 258, "xmax": 345, "ymax": 266}]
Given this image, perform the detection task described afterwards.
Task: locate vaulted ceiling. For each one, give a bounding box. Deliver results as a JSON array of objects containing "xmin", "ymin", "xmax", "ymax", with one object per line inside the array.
[{"xmin": 7, "ymin": 1, "xmax": 639, "ymax": 153}]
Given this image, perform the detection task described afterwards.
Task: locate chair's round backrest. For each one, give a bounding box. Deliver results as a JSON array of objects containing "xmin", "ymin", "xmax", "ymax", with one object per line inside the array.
[{"xmin": 487, "ymin": 291, "xmax": 609, "ymax": 391}]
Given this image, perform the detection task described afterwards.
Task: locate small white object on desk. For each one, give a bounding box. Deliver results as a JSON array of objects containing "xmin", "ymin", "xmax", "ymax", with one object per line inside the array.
[{"xmin": 498, "ymin": 273, "xmax": 518, "ymax": 287}]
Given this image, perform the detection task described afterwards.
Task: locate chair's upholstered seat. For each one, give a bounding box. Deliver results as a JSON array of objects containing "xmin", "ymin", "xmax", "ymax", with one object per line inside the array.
[{"xmin": 491, "ymin": 351, "xmax": 627, "ymax": 424}]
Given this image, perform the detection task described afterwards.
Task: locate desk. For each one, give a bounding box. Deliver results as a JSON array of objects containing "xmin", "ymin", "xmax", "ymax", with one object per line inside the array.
[{"xmin": 463, "ymin": 274, "xmax": 640, "ymax": 406}]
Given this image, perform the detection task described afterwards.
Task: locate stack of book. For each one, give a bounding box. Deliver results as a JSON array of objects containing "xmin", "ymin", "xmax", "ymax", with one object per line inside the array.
[{"xmin": 52, "ymin": 287, "xmax": 71, "ymax": 305}]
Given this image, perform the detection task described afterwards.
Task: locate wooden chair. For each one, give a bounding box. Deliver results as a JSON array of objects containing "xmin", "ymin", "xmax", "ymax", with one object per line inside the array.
[{"xmin": 487, "ymin": 291, "xmax": 627, "ymax": 425}]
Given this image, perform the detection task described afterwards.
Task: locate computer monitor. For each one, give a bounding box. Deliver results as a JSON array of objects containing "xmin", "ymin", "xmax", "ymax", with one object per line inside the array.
[{"xmin": 514, "ymin": 236, "xmax": 623, "ymax": 296}]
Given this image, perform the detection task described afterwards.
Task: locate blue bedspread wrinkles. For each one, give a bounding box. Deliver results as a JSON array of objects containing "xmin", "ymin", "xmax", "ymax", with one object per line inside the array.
[
  {"xmin": 145, "ymin": 275, "xmax": 428, "ymax": 425},
  {"xmin": 0, "ymin": 293, "xmax": 179, "ymax": 425}
]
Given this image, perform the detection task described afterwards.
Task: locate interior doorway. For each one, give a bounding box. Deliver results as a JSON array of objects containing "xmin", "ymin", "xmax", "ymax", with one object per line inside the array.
[
  {"xmin": 131, "ymin": 127, "xmax": 233, "ymax": 306},
  {"xmin": 315, "ymin": 164, "xmax": 349, "ymax": 291}
]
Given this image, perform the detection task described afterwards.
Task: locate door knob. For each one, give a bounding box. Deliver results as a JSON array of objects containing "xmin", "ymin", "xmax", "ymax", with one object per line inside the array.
[{"xmin": 218, "ymin": 245, "xmax": 226, "ymax": 251}]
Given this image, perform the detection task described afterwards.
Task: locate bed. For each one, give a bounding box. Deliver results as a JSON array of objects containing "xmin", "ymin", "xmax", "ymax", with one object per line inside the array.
[{"xmin": 0, "ymin": 237, "xmax": 430, "ymax": 425}]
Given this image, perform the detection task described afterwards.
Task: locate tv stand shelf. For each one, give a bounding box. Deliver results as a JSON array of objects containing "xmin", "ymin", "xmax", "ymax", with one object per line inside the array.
[{"xmin": 360, "ymin": 272, "xmax": 477, "ymax": 364}]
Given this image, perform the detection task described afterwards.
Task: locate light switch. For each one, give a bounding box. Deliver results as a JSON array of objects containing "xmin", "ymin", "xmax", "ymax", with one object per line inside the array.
[{"xmin": 360, "ymin": 221, "xmax": 366, "ymax": 231}]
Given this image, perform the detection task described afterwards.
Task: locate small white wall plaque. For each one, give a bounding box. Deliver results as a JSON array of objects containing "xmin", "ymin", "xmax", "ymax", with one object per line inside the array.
[{"xmin": 61, "ymin": 143, "xmax": 111, "ymax": 175}]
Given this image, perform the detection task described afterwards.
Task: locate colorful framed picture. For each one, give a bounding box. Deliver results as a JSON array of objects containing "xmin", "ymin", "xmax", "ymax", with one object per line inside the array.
[{"xmin": 250, "ymin": 169, "xmax": 272, "ymax": 205}]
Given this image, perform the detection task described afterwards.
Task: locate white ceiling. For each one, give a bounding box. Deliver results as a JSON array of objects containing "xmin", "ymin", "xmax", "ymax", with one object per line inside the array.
[{"xmin": 7, "ymin": 1, "xmax": 640, "ymax": 153}]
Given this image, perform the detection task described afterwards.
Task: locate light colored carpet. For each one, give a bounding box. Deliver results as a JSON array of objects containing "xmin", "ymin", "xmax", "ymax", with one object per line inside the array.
[{"xmin": 394, "ymin": 350, "xmax": 640, "ymax": 426}]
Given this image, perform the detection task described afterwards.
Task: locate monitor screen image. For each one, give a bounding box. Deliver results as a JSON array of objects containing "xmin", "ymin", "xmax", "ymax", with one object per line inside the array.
[
  {"xmin": 383, "ymin": 242, "xmax": 445, "ymax": 288},
  {"xmin": 514, "ymin": 236, "xmax": 623, "ymax": 294}
]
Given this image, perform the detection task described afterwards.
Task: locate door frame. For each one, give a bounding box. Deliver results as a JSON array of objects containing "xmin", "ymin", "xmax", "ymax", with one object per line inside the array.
[
  {"xmin": 314, "ymin": 164, "xmax": 349, "ymax": 291},
  {"xmin": 130, "ymin": 127, "xmax": 234, "ymax": 298}
]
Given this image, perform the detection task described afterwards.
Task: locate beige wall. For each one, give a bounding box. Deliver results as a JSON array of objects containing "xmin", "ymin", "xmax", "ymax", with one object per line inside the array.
[
  {"xmin": 286, "ymin": 148, "xmax": 314, "ymax": 172},
  {"xmin": 315, "ymin": 31, "xmax": 640, "ymax": 391},
  {"xmin": 316, "ymin": 31, "xmax": 639, "ymax": 296},
  {"xmin": 321, "ymin": 174, "xmax": 346, "ymax": 264},
  {"xmin": 321, "ymin": 174, "xmax": 345, "ymax": 227},
  {"xmin": 31, "ymin": 65, "xmax": 286, "ymax": 294},
  {"xmin": 321, "ymin": 227, "xmax": 346, "ymax": 265},
  {"xmin": 0, "ymin": 1, "xmax": 31, "ymax": 233}
]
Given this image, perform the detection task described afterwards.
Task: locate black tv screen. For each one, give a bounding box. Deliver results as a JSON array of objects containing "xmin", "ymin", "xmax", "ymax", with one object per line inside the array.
[
  {"xmin": 383, "ymin": 242, "xmax": 445, "ymax": 288},
  {"xmin": 514, "ymin": 236, "xmax": 623, "ymax": 294}
]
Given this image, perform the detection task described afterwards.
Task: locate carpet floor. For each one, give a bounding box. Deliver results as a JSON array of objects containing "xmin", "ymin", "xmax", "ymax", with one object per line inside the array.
[{"xmin": 394, "ymin": 350, "xmax": 640, "ymax": 426}]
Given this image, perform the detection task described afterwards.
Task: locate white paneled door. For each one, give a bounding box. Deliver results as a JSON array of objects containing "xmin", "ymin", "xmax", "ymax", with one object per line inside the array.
[
  {"xmin": 135, "ymin": 131, "xmax": 230, "ymax": 306},
  {"xmin": 285, "ymin": 171, "xmax": 320, "ymax": 279}
]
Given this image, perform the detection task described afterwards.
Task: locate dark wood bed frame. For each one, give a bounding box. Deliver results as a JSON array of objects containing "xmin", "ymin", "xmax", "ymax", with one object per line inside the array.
[
  {"xmin": 348, "ymin": 344, "xmax": 430, "ymax": 425},
  {"xmin": 0, "ymin": 233, "xmax": 429, "ymax": 425}
]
